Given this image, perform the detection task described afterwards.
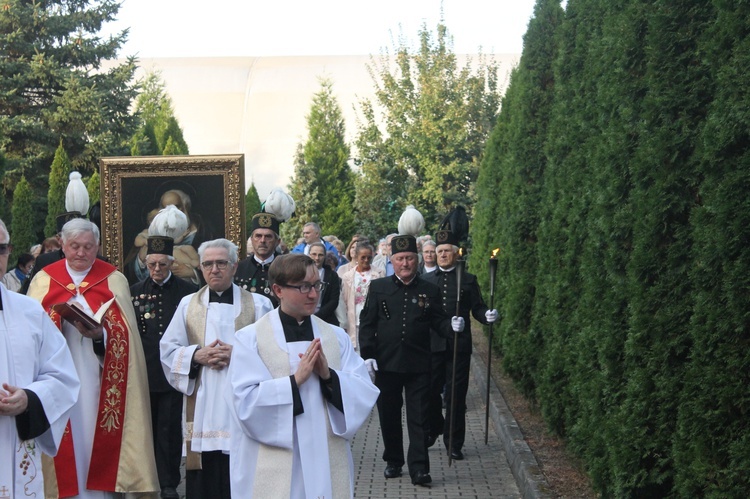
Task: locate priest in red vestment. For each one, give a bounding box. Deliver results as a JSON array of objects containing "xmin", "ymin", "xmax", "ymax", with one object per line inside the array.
[{"xmin": 28, "ymin": 218, "xmax": 158, "ymax": 499}]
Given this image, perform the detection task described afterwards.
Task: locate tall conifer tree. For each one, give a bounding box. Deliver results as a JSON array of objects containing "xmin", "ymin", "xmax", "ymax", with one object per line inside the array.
[
  {"xmin": 532, "ymin": 0, "xmax": 607, "ymax": 442},
  {"xmin": 284, "ymin": 143, "xmax": 315, "ymax": 245},
  {"xmin": 617, "ymin": 3, "xmax": 715, "ymax": 495},
  {"xmin": 44, "ymin": 142, "xmax": 73, "ymax": 237},
  {"xmin": 674, "ymin": 3, "xmax": 750, "ymax": 496},
  {"xmin": 287, "ymin": 79, "xmax": 354, "ymax": 240},
  {"xmin": 473, "ymin": 0, "xmax": 563, "ymax": 396},
  {"xmin": 0, "ymin": 0, "xmax": 137, "ymax": 236},
  {"xmin": 245, "ymin": 182, "xmax": 261, "ymax": 236},
  {"xmin": 131, "ymin": 71, "xmax": 189, "ymax": 155},
  {"xmin": 10, "ymin": 175, "xmax": 34, "ymax": 263},
  {"xmin": 87, "ymin": 171, "xmax": 100, "ymax": 205}
]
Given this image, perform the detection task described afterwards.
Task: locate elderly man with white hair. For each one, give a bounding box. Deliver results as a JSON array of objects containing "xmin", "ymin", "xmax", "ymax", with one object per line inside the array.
[
  {"xmin": 28, "ymin": 217, "xmax": 159, "ymax": 498},
  {"xmin": 130, "ymin": 230, "xmax": 198, "ymax": 499},
  {"xmin": 422, "ymin": 228, "xmax": 499, "ymax": 461},
  {"xmin": 160, "ymin": 238, "xmax": 273, "ymax": 499}
]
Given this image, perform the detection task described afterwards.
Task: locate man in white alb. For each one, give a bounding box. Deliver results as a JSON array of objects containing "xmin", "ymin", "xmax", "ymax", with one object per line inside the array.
[
  {"xmin": 160, "ymin": 239, "xmax": 273, "ymax": 499},
  {"xmin": 0, "ymin": 218, "xmax": 79, "ymax": 498}
]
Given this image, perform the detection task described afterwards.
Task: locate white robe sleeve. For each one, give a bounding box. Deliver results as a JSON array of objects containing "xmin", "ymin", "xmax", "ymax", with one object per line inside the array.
[
  {"xmin": 23, "ymin": 303, "xmax": 80, "ymax": 455},
  {"xmin": 160, "ymin": 295, "xmax": 199, "ymax": 395},
  {"xmin": 230, "ymin": 329, "xmax": 296, "ymax": 449},
  {"xmin": 325, "ymin": 328, "xmax": 379, "ymax": 440}
]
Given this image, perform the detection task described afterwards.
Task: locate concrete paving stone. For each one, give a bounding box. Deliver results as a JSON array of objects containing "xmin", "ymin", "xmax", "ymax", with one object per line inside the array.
[{"xmin": 349, "ymin": 360, "xmax": 520, "ymax": 498}]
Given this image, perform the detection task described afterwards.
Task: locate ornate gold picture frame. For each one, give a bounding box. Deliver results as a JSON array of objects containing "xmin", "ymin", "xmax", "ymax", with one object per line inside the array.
[{"xmin": 100, "ymin": 154, "xmax": 245, "ymax": 284}]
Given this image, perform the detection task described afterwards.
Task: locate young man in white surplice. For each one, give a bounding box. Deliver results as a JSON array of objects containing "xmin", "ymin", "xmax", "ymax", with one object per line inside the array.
[{"xmin": 228, "ymin": 253, "xmax": 379, "ymax": 498}]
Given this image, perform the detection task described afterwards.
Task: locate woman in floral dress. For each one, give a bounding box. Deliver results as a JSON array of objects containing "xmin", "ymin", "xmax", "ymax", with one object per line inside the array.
[{"xmin": 338, "ymin": 241, "xmax": 384, "ymax": 351}]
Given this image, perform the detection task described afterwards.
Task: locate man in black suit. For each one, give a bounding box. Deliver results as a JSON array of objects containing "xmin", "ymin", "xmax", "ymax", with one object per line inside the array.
[
  {"xmin": 308, "ymin": 242, "xmax": 341, "ymax": 325},
  {"xmin": 359, "ymin": 234, "xmax": 465, "ymax": 486},
  {"xmin": 423, "ymin": 229, "xmax": 498, "ymax": 461},
  {"xmin": 234, "ymin": 213, "xmax": 281, "ymax": 307},
  {"xmin": 130, "ymin": 236, "xmax": 198, "ymax": 499}
]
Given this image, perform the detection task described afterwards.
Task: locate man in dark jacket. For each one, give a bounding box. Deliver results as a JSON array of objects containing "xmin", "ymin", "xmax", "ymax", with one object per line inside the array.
[
  {"xmin": 234, "ymin": 212, "xmax": 281, "ymax": 307},
  {"xmin": 423, "ymin": 229, "xmax": 498, "ymax": 461},
  {"xmin": 359, "ymin": 234, "xmax": 465, "ymax": 486},
  {"xmin": 309, "ymin": 242, "xmax": 341, "ymax": 325},
  {"xmin": 130, "ymin": 235, "xmax": 198, "ymax": 499}
]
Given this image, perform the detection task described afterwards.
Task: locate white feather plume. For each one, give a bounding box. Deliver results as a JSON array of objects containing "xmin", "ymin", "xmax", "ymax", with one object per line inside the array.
[
  {"xmin": 148, "ymin": 205, "xmax": 188, "ymax": 240},
  {"xmin": 65, "ymin": 171, "xmax": 90, "ymax": 215},
  {"xmin": 263, "ymin": 188, "xmax": 296, "ymax": 222},
  {"xmin": 398, "ymin": 205, "xmax": 425, "ymax": 237}
]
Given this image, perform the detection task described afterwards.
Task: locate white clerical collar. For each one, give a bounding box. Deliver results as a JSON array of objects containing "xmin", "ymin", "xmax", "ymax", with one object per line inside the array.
[
  {"xmin": 439, "ymin": 265, "xmax": 456, "ymax": 273},
  {"xmin": 254, "ymin": 254, "xmax": 275, "ymax": 265},
  {"xmin": 65, "ymin": 261, "xmax": 92, "ymax": 286}
]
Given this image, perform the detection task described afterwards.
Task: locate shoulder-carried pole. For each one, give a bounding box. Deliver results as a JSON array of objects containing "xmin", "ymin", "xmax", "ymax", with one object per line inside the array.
[
  {"xmin": 485, "ymin": 250, "xmax": 499, "ymax": 444},
  {"xmin": 448, "ymin": 255, "xmax": 464, "ymax": 466}
]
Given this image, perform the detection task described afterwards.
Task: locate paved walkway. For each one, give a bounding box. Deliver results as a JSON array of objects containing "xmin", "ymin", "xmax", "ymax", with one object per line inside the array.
[
  {"xmin": 176, "ymin": 355, "xmax": 526, "ymax": 498},
  {"xmin": 351, "ymin": 364, "xmax": 520, "ymax": 498}
]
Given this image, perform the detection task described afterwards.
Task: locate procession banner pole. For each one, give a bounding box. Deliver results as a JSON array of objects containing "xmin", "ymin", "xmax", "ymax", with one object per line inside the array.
[
  {"xmin": 447, "ymin": 250, "xmax": 464, "ymax": 467},
  {"xmin": 485, "ymin": 248, "xmax": 499, "ymax": 445}
]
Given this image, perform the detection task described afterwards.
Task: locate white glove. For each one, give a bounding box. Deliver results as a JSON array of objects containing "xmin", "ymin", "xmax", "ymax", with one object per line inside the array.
[
  {"xmin": 451, "ymin": 316, "xmax": 465, "ymax": 333},
  {"xmin": 364, "ymin": 358, "xmax": 378, "ymax": 382},
  {"xmin": 485, "ymin": 309, "xmax": 499, "ymax": 324}
]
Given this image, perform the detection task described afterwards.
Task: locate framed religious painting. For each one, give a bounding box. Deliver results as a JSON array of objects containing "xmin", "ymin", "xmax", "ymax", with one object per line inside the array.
[{"xmin": 99, "ymin": 154, "xmax": 245, "ymax": 285}]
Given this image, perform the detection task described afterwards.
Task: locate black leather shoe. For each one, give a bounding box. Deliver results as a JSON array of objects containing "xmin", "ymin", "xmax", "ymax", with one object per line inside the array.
[
  {"xmin": 161, "ymin": 487, "xmax": 179, "ymax": 499},
  {"xmin": 426, "ymin": 433, "xmax": 439, "ymax": 448},
  {"xmin": 384, "ymin": 464, "xmax": 402, "ymax": 479},
  {"xmin": 412, "ymin": 470, "xmax": 432, "ymax": 485},
  {"xmin": 450, "ymin": 449, "xmax": 465, "ymax": 460}
]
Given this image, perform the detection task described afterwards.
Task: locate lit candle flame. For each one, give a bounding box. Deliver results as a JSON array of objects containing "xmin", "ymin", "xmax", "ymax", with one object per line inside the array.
[
  {"xmin": 491, "ymin": 248, "xmax": 500, "ymax": 258},
  {"xmin": 459, "ymin": 248, "xmax": 464, "ymax": 258}
]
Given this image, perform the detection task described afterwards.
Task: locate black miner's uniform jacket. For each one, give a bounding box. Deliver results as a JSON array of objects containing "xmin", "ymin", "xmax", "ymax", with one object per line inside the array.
[
  {"xmin": 423, "ymin": 269, "xmax": 490, "ymax": 353},
  {"xmin": 359, "ymin": 274, "xmax": 453, "ymax": 372},
  {"xmin": 130, "ymin": 275, "xmax": 198, "ymax": 391},
  {"xmin": 234, "ymin": 257, "xmax": 279, "ymax": 308}
]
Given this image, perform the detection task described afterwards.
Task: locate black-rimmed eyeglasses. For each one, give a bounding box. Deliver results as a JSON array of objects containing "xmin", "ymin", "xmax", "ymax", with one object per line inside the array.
[
  {"xmin": 0, "ymin": 243, "xmax": 12, "ymax": 255},
  {"xmin": 281, "ymin": 281, "xmax": 327, "ymax": 294}
]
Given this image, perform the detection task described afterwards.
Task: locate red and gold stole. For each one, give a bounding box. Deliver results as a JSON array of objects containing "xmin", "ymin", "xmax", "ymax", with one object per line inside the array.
[{"xmin": 40, "ymin": 259, "xmax": 132, "ymax": 496}]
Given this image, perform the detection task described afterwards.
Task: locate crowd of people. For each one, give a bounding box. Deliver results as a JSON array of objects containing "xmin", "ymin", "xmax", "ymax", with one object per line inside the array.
[{"xmin": 0, "ymin": 195, "xmax": 498, "ymax": 498}]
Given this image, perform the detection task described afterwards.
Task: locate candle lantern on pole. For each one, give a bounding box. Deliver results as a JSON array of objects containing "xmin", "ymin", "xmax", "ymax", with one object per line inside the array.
[{"xmin": 484, "ymin": 248, "xmax": 499, "ymax": 444}]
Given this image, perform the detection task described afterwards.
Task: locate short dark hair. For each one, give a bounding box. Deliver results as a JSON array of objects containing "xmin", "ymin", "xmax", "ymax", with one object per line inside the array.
[
  {"xmin": 16, "ymin": 253, "xmax": 35, "ymax": 267},
  {"xmin": 269, "ymin": 253, "xmax": 315, "ymax": 288},
  {"xmin": 308, "ymin": 242, "xmax": 326, "ymax": 254}
]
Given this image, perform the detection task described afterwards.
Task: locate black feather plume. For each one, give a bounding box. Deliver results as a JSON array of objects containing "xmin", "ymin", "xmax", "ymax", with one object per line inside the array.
[{"xmin": 439, "ymin": 206, "xmax": 469, "ymax": 243}]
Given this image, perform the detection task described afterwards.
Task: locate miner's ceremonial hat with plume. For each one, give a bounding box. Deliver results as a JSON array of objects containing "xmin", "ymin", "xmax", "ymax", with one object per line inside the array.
[{"xmin": 391, "ymin": 204, "xmax": 425, "ymax": 255}]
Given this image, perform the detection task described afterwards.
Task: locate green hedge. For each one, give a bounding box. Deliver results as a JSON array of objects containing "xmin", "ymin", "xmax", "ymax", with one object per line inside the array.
[{"xmin": 472, "ymin": 1, "xmax": 750, "ymax": 496}]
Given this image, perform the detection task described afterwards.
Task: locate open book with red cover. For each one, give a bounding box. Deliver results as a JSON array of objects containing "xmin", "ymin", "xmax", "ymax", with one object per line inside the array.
[{"xmin": 52, "ymin": 296, "xmax": 116, "ymax": 330}]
